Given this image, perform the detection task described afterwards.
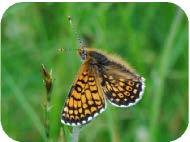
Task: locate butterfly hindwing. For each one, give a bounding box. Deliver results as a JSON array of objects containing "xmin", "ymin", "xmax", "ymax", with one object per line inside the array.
[
  {"xmin": 61, "ymin": 61, "xmax": 106, "ymax": 126},
  {"xmin": 99, "ymin": 58, "xmax": 145, "ymax": 108}
]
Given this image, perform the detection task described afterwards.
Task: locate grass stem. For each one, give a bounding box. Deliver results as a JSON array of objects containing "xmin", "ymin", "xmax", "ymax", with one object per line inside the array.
[
  {"xmin": 72, "ymin": 127, "xmax": 81, "ymax": 142},
  {"xmin": 41, "ymin": 64, "xmax": 53, "ymax": 142}
]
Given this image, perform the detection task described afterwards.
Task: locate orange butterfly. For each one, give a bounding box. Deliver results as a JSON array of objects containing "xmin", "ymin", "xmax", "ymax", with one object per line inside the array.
[{"xmin": 61, "ymin": 17, "xmax": 145, "ymax": 126}]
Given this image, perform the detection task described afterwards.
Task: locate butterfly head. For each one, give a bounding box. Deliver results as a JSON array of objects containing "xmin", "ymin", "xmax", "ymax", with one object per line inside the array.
[{"xmin": 78, "ymin": 46, "xmax": 88, "ymax": 60}]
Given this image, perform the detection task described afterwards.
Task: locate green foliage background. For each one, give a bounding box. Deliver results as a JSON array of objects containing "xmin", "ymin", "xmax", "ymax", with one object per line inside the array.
[{"xmin": 1, "ymin": 2, "xmax": 188, "ymax": 142}]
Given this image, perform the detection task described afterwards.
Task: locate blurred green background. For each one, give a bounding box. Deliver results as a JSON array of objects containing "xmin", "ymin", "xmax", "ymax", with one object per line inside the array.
[{"xmin": 1, "ymin": 2, "xmax": 188, "ymax": 142}]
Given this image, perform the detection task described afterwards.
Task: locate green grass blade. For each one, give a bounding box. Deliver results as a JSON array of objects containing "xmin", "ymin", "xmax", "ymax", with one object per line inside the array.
[
  {"xmin": 149, "ymin": 9, "xmax": 184, "ymax": 142},
  {"xmin": 3, "ymin": 69, "xmax": 46, "ymax": 141}
]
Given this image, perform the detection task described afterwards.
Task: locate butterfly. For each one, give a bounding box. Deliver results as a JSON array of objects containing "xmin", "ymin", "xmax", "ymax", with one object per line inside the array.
[{"xmin": 61, "ymin": 46, "xmax": 145, "ymax": 126}]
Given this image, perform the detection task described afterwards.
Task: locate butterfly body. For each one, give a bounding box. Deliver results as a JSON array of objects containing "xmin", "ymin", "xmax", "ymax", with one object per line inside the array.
[{"xmin": 61, "ymin": 48, "xmax": 145, "ymax": 126}]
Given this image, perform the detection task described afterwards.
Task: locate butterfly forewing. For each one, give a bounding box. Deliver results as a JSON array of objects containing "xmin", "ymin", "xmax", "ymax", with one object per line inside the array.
[{"xmin": 61, "ymin": 61, "xmax": 106, "ymax": 126}]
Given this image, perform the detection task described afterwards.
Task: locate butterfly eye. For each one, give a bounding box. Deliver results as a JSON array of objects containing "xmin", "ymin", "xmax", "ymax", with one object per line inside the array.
[{"xmin": 78, "ymin": 47, "xmax": 87, "ymax": 60}]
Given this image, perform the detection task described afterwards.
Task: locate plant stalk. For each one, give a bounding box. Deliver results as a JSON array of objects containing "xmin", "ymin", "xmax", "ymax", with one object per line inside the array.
[
  {"xmin": 72, "ymin": 127, "xmax": 81, "ymax": 142},
  {"xmin": 41, "ymin": 64, "xmax": 53, "ymax": 142}
]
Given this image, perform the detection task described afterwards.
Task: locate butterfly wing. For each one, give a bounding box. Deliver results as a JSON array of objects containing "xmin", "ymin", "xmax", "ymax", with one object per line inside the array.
[
  {"xmin": 99, "ymin": 60, "xmax": 145, "ymax": 108},
  {"xmin": 61, "ymin": 60, "xmax": 106, "ymax": 126}
]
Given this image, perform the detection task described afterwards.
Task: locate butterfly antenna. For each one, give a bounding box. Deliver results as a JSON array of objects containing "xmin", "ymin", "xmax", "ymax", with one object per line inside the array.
[{"xmin": 68, "ymin": 16, "xmax": 86, "ymax": 49}]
